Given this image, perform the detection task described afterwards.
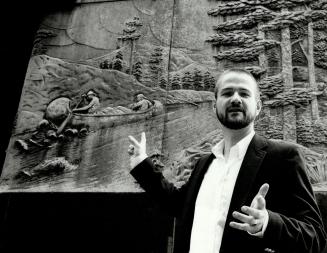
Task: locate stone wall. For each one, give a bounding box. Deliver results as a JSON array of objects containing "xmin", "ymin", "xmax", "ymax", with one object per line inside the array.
[{"xmin": 162, "ymin": 101, "xmax": 217, "ymax": 162}]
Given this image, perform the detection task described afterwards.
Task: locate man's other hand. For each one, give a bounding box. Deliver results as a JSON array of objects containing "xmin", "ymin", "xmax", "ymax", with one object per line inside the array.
[
  {"xmin": 229, "ymin": 183, "xmax": 270, "ymax": 236},
  {"xmin": 128, "ymin": 132, "xmax": 148, "ymax": 170}
]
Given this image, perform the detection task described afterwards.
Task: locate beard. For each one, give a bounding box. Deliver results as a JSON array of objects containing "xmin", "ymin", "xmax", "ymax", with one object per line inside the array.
[{"xmin": 215, "ymin": 105, "xmax": 255, "ymax": 130}]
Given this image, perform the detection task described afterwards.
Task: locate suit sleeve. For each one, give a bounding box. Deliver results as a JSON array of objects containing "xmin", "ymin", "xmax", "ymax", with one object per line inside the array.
[
  {"xmin": 263, "ymin": 147, "xmax": 327, "ymax": 253},
  {"xmin": 130, "ymin": 158, "xmax": 193, "ymax": 217}
]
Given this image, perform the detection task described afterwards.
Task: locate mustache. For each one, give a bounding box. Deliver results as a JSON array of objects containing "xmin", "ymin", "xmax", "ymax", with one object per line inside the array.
[{"xmin": 226, "ymin": 105, "xmax": 245, "ymax": 113}]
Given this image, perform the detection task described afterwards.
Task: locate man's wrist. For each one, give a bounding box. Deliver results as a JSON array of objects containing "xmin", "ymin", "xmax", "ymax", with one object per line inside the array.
[
  {"xmin": 131, "ymin": 153, "xmax": 148, "ymax": 169},
  {"xmin": 248, "ymin": 209, "xmax": 269, "ymax": 238}
]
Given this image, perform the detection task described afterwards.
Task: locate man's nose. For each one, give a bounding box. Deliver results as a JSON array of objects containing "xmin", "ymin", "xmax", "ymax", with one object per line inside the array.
[{"xmin": 230, "ymin": 92, "xmax": 242, "ymax": 105}]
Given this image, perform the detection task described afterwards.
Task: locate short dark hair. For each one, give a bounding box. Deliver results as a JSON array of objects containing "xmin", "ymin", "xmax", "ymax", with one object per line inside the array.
[{"xmin": 214, "ymin": 68, "xmax": 260, "ymax": 100}]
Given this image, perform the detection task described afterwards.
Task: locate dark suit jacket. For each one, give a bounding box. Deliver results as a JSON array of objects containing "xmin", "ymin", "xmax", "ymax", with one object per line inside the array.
[{"xmin": 131, "ymin": 134, "xmax": 326, "ymax": 253}]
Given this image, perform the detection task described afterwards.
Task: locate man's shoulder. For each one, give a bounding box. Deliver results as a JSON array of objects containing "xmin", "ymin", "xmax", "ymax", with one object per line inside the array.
[
  {"xmin": 255, "ymin": 134, "xmax": 300, "ymax": 155},
  {"xmin": 254, "ymin": 135, "xmax": 305, "ymax": 172}
]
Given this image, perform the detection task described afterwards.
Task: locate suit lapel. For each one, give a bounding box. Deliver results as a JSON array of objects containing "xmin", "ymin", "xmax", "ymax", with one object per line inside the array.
[
  {"xmin": 228, "ymin": 134, "xmax": 268, "ymax": 213},
  {"xmin": 221, "ymin": 134, "xmax": 268, "ymax": 248},
  {"xmin": 185, "ymin": 153, "xmax": 215, "ymax": 206},
  {"xmin": 179, "ymin": 153, "xmax": 215, "ymax": 246}
]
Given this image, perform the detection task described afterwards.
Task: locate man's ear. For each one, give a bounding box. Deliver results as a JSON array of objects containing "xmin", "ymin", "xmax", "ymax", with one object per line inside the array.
[
  {"xmin": 255, "ymin": 99, "xmax": 262, "ymax": 117},
  {"xmin": 213, "ymin": 103, "xmax": 216, "ymax": 112}
]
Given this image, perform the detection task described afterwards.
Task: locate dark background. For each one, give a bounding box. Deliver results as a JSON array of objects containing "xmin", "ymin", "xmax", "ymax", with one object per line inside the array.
[{"xmin": 0, "ymin": 2, "xmax": 172, "ymax": 252}]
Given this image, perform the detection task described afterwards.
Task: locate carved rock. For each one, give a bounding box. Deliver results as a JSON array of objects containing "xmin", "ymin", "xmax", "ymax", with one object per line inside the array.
[
  {"xmin": 214, "ymin": 40, "xmax": 278, "ymax": 62},
  {"xmin": 259, "ymin": 74, "xmax": 284, "ymax": 97},
  {"xmin": 206, "ymin": 31, "xmax": 257, "ymax": 46},
  {"xmin": 213, "ymin": 6, "xmax": 276, "ymax": 31},
  {"xmin": 265, "ymin": 88, "xmax": 314, "ymax": 107},
  {"xmin": 263, "ymin": 10, "xmax": 327, "ymax": 31}
]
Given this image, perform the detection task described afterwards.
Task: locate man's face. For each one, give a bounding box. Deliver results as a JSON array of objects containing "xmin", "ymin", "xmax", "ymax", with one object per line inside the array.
[
  {"xmin": 215, "ymin": 72, "xmax": 261, "ymax": 130},
  {"xmin": 86, "ymin": 93, "xmax": 95, "ymax": 101},
  {"xmin": 136, "ymin": 95, "xmax": 143, "ymax": 101}
]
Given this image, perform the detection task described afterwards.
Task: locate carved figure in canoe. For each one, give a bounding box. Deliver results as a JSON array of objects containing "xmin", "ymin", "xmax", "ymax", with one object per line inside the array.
[
  {"xmin": 130, "ymin": 93, "xmax": 154, "ymax": 112},
  {"xmin": 15, "ymin": 91, "xmax": 162, "ymax": 151},
  {"xmin": 72, "ymin": 89, "xmax": 100, "ymax": 114}
]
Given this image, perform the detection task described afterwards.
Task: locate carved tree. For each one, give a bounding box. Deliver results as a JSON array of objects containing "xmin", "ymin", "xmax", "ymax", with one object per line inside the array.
[
  {"xmin": 149, "ymin": 47, "xmax": 164, "ymax": 87},
  {"xmin": 133, "ymin": 58, "xmax": 143, "ymax": 82},
  {"xmin": 203, "ymin": 71, "xmax": 211, "ymax": 91},
  {"xmin": 112, "ymin": 51, "xmax": 123, "ymax": 71},
  {"xmin": 310, "ymin": 1, "xmax": 327, "ymax": 120},
  {"xmin": 182, "ymin": 71, "xmax": 193, "ymax": 90},
  {"xmin": 117, "ymin": 17, "xmax": 143, "ymax": 75},
  {"xmin": 193, "ymin": 68, "xmax": 204, "ymax": 91},
  {"xmin": 262, "ymin": 4, "xmax": 327, "ymax": 142},
  {"xmin": 203, "ymin": 71, "xmax": 216, "ymax": 91},
  {"xmin": 171, "ymin": 73, "xmax": 181, "ymax": 90},
  {"xmin": 263, "ymin": 7, "xmax": 326, "ymax": 123},
  {"xmin": 99, "ymin": 59, "xmax": 111, "ymax": 69},
  {"xmin": 313, "ymin": 25, "xmax": 327, "ymax": 69},
  {"xmin": 159, "ymin": 75, "xmax": 168, "ymax": 90}
]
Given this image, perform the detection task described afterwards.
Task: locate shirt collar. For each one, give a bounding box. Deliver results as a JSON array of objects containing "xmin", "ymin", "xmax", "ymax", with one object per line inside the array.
[{"xmin": 211, "ymin": 130, "xmax": 255, "ymax": 160}]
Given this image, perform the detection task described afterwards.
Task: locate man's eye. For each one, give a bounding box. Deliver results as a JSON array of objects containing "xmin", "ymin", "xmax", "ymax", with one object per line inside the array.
[
  {"xmin": 222, "ymin": 91, "xmax": 233, "ymax": 96},
  {"xmin": 240, "ymin": 92, "xmax": 250, "ymax": 97}
]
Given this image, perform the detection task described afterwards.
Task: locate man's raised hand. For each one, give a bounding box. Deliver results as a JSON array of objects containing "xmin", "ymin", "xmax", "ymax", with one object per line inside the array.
[
  {"xmin": 250, "ymin": 183, "xmax": 269, "ymax": 210},
  {"xmin": 229, "ymin": 183, "xmax": 270, "ymax": 236},
  {"xmin": 128, "ymin": 132, "xmax": 148, "ymax": 170}
]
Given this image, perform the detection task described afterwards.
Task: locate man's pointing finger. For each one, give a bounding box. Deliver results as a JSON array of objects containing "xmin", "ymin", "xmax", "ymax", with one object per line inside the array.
[
  {"xmin": 256, "ymin": 195, "xmax": 266, "ymax": 210},
  {"xmin": 258, "ymin": 183, "xmax": 269, "ymax": 198}
]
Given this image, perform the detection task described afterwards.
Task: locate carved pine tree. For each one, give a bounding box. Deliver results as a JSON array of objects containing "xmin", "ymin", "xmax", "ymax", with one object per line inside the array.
[
  {"xmin": 159, "ymin": 75, "xmax": 168, "ymax": 90},
  {"xmin": 182, "ymin": 71, "xmax": 193, "ymax": 90},
  {"xmin": 99, "ymin": 59, "xmax": 110, "ymax": 69},
  {"xmin": 193, "ymin": 68, "xmax": 204, "ymax": 91},
  {"xmin": 263, "ymin": 5, "xmax": 326, "ymax": 123},
  {"xmin": 262, "ymin": 2, "xmax": 326, "ymax": 142},
  {"xmin": 171, "ymin": 74, "xmax": 181, "ymax": 90},
  {"xmin": 118, "ymin": 17, "xmax": 143, "ymax": 75},
  {"xmin": 112, "ymin": 51, "xmax": 123, "ymax": 71},
  {"xmin": 149, "ymin": 47, "xmax": 164, "ymax": 87},
  {"xmin": 133, "ymin": 58, "xmax": 143, "ymax": 82},
  {"xmin": 203, "ymin": 71, "xmax": 212, "ymax": 91}
]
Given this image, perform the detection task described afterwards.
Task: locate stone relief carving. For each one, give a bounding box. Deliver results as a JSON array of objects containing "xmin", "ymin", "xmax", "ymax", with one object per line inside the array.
[{"xmin": 0, "ymin": 0, "xmax": 326, "ymax": 192}]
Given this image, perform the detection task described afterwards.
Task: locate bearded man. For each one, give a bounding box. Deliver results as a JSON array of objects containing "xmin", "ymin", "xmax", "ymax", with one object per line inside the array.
[{"xmin": 127, "ymin": 69, "xmax": 326, "ymax": 253}]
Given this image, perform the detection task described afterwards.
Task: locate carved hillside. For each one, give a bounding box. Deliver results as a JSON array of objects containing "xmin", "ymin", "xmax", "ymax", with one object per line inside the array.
[{"xmin": 16, "ymin": 55, "xmax": 214, "ymax": 134}]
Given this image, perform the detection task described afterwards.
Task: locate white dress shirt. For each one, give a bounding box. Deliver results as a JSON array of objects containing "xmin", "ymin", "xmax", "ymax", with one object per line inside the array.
[{"xmin": 189, "ymin": 131, "xmax": 256, "ymax": 253}]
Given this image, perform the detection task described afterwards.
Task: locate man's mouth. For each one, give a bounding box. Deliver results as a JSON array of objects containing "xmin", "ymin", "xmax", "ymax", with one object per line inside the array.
[{"xmin": 227, "ymin": 108, "xmax": 244, "ymax": 113}]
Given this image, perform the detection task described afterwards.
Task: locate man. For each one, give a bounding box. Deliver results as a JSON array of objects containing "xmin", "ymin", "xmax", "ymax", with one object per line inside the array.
[
  {"xmin": 72, "ymin": 89, "xmax": 100, "ymax": 114},
  {"xmin": 131, "ymin": 93, "xmax": 153, "ymax": 111},
  {"xmin": 127, "ymin": 69, "xmax": 326, "ymax": 253}
]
